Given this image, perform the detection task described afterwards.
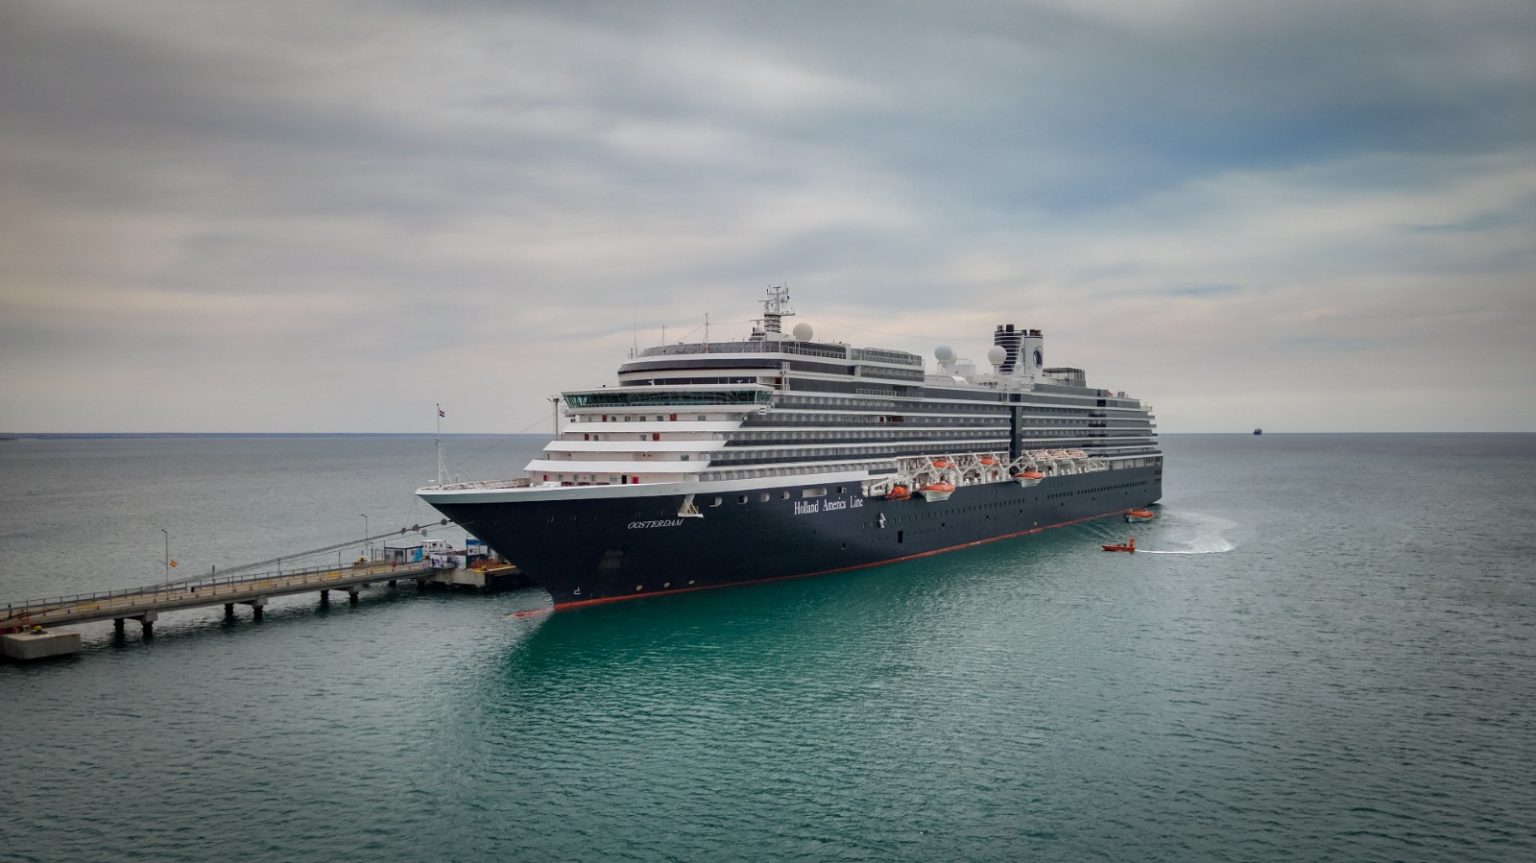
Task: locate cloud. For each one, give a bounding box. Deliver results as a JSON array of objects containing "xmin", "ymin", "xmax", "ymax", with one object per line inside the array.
[{"xmin": 1, "ymin": 0, "xmax": 1533, "ymax": 432}]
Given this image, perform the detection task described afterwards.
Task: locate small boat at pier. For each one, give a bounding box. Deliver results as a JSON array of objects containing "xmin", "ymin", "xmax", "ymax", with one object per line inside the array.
[{"xmin": 1102, "ymin": 537, "xmax": 1137, "ymax": 553}]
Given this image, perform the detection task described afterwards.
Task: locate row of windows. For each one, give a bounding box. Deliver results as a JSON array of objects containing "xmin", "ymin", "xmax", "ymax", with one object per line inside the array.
[
  {"xmin": 702, "ymin": 461, "xmax": 890, "ymax": 482},
  {"xmin": 565, "ymin": 389, "xmax": 770, "ymax": 408},
  {"xmin": 705, "ymin": 485, "xmax": 853, "ymax": 507},
  {"xmin": 573, "ymin": 413, "xmax": 713, "ymax": 423},
  {"xmin": 727, "ymin": 429, "xmax": 1006, "ymax": 445},
  {"xmin": 715, "ymin": 442, "xmax": 1010, "ymax": 465},
  {"xmin": 752, "ymin": 413, "xmax": 1006, "ymax": 427},
  {"xmin": 1045, "ymin": 481, "xmax": 1149, "ymax": 500}
]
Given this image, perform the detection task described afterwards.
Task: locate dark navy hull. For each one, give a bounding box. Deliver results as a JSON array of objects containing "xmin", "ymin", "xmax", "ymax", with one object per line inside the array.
[{"xmin": 429, "ymin": 467, "xmax": 1161, "ymax": 608}]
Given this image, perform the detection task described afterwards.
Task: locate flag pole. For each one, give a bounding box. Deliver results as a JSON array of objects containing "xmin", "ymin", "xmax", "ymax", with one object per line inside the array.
[{"xmin": 435, "ymin": 403, "xmax": 447, "ymax": 486}]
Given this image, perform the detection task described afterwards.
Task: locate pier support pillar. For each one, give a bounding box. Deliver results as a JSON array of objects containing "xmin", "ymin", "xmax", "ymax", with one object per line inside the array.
[
  {"xmin": 416, "ymin": 579, "xmax": 428, "ymax": 592},
  {"xmin": 113, "ymin": 618, "xmax": 125, "ymax": 635},
  {"xmin": 347, "ymin": 588, "xmax": 360, "ymax": 605},
  {"xmin": 387, "ymin": 579, "xmax": 397, "ymax": 587},
  {"xmin": 224, "ymin": 604, "xmax": 235, "ymax": 619},
  {"xmin": 242, "ymin": 597, "xmax": 267, "ymax": 621},
  {"xmin": 135, "ymin": 610, "xmax": 158, "ymax": 638},
  {"xmin": 320, "ymin": 590, "xmax": 329, "ymax": 605}
]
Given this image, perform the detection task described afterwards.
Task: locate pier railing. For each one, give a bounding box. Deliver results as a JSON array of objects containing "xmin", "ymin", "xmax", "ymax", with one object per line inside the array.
[{"xmin": 1, "ymin": 558, "xmax": 436, "ymax": 627}]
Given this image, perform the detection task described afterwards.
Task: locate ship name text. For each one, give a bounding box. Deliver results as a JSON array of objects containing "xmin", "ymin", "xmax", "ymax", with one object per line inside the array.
[
  {"xmin": 793, "ymin": 496, "xmax": 865, "ymax": 516},
  {"xmin": 627, "ymin": 518, "xmax": 685, "ymax": 530}
]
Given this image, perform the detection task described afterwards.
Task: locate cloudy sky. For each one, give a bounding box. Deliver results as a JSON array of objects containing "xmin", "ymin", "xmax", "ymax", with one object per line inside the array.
[{"xmin": 2, "ymin": 0, "xmax": 1533, "ymax": 434}]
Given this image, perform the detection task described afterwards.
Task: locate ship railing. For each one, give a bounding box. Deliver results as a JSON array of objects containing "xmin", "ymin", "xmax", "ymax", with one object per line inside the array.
[
  {"xmin": 428, "ymin": 477, "xmax": 534, "ymax": 491},
  {"xmin": 637, "ymin": 340, "xmax": 924, "ymax": 364}
]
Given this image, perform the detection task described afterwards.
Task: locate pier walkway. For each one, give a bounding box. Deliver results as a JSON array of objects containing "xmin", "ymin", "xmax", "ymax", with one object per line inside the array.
[{"xmin": 2, "ymin": 559, "xmax": 441, "ymax": 638}]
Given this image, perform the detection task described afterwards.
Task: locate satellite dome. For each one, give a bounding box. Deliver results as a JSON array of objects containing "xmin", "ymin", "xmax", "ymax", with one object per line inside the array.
[
  {"xmin": 934, "ymin": 345, "xmax": 955, "ymax": 363},
  {"xmin": 791, "ymin": 322, "xmax": 814, "ymax": 341},
  {"xmin": 987, "ymin": 345, "xmax": 1007, "ymax": 366}
]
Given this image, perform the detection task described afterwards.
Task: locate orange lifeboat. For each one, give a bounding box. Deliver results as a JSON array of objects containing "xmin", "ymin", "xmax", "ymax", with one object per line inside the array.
[
  {"xmin": 1125, "ymin": 508, "xmax": 1155, "ymax": 523},
  {"xmin": 918, "ymin": 481, "xmax": 955, "ymax": 502},
  {"xmin": 885, "ymin": 485, "xmax": 912, "ymax": 501},
  {"xmin": 979, "ymin": 455, "xmax": 997, "ymax": 466},
  {"xmin": 1013, "ymin": 469, "xmax": 1045, "ymax": 487},
  {"xmin": 1102, "ymin": 536, "xmax": 1137, "ymax": 553},
  {"xmin": 930, "ymin": 458, "xmax": 953, "ymax": 470}
]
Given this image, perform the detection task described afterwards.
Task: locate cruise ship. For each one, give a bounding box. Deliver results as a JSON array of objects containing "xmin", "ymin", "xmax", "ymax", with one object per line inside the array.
[{"xmin": 418, "ymin": 288, "xmax": 1162, "ymax": 608}]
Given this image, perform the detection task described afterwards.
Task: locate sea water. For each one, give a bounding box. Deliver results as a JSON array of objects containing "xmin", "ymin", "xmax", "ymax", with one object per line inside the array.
[{"xmin": 1, "ymin": 433, "xmax": 1533, "ymax": 862}]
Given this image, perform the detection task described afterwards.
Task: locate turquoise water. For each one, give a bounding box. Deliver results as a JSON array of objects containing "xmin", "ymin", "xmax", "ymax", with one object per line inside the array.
[{"xmin": 2, "ymin": 434, "xmax": 1533, "ymax": 861}]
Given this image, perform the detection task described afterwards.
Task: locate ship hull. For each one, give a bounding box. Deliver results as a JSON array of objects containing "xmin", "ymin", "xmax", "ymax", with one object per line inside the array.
[{"xmin": 426, "ymin": 466, "xmax": 1161, "ymax": 608}]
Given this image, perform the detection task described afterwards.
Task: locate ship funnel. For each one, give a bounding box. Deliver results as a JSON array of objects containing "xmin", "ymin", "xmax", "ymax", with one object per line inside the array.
[
  {"xmin": 993, "ymin": 323, "xmax": 1044, "ymax": 378},
  {"xmin": 993, "ymin": 324, "xmax": 1021, "ymax": 375}
]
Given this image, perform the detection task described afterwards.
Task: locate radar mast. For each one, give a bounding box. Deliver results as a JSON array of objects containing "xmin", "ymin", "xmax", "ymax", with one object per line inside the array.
[{"xmin": 760, "ymin": 285, "xmax": 794, "ymax": 336}]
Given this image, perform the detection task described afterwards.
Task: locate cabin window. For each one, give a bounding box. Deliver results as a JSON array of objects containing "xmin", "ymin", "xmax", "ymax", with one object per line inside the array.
[
  {"xmin": 802, "ymin": 487, "xmax": 827, "ymax": 499},
  {"xmin": 759, "ymin": 492, "xmax": 771, "ymax": 502},
  {"xmin": 710, "ymin": 497, "xmax": 723, "ymax": 507},
  {"xmin": 738, "ymin": 495, "xmax": 748, "ymax": 504}
]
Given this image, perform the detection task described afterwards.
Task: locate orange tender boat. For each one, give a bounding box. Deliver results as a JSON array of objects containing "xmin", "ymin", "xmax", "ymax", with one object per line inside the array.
[
  {"xmin": 1125, "ymin": 508, "xmax": 1155, "ymax": 523},
  {"xmin": 1102, "ymin": 536, "xmax": 1137, "ymax": 553}
]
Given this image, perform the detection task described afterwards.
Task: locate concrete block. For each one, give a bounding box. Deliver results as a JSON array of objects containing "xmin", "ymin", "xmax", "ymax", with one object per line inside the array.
[{"xmin": 3, "ymin": 629, "xmax": 83, "ymax": 661}]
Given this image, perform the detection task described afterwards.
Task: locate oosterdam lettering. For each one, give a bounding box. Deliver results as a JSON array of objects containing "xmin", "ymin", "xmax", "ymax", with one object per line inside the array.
[{"xmin": 627, "ymin": 518, "xmax": 685, "ymax": 529}]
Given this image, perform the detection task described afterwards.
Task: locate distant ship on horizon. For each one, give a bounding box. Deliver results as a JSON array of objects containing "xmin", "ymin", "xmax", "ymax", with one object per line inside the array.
[{"xmin": 1254, "ymin": 428, "xmax": 1263, "ymax": 435}]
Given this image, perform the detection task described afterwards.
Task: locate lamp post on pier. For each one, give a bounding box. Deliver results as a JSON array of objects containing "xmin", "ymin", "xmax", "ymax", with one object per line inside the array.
[
  {"xmin": 360, "ymin": 513, "xmax": 369, "ymax": 562},
  {"xmin": 160, "ymin": 527, "xmax": 169, "ymax": 581}
]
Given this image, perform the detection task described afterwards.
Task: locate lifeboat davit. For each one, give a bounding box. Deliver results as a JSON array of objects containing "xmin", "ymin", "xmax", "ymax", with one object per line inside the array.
[
  {"xmin": 918, "ymin": 481, "xmax": 955, "ymax": 502},
  {"xmin": 1125, "ymin": 508, "xmax": 1155, "ymax": 523},
  {"xmin": 1102, "ymin": 536, "xmax": 1137, "ymax": 553},
  {"xmin": 885, "ymin": 485, "xmax": 912, "ymax": 501}
]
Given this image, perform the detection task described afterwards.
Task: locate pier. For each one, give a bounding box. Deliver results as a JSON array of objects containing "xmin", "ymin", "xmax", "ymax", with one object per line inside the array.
[{"xmin": 2, "ymin": 555, "xmax": 523, "ymax": 661}]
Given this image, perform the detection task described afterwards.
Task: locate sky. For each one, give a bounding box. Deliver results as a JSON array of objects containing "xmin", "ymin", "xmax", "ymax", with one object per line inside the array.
[{"xmin": 2, "ymin": 0, "xmax": 1533, "ymax": 434}]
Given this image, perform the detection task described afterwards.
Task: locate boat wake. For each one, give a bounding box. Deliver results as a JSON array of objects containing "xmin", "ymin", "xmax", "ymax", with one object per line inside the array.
[{"xmin": 1136, "ymin": 511, "xmax": 1237, "ymax": 554}]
